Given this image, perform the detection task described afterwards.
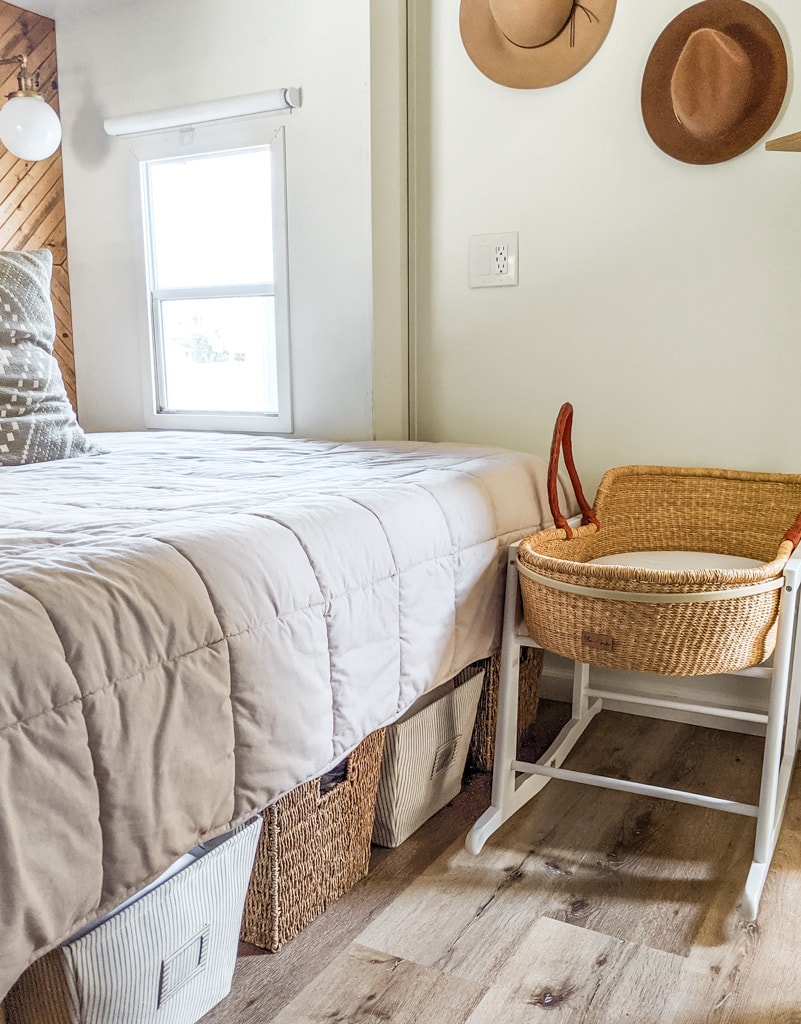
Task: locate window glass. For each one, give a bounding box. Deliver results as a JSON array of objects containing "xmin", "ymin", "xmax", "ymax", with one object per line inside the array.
[
  {"xmin": 148, "ymin": 150, "xmax": 274, "ymax": 290},
  {"xmin": 159, "ymin": 296, "xmax": 277, "ymax": 414},
  {"xmin": 139, "ymin": 128, "xmax": 291, "ymax": 432}
]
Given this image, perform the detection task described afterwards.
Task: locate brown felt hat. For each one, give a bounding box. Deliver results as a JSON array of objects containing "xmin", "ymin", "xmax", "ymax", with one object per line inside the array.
[
  {"xmin": 641, "ymin": 0, "xmax": 787, "ymax": 164},
  {"xmin": 460, "ymin": 0, "xmax": 617, "ymax": 89}
]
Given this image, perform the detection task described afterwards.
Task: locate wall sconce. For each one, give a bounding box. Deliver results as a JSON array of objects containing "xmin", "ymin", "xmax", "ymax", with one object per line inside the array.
[{"xmin": 0, "ymin": 55, "xmax": 61, "ymax": 161}]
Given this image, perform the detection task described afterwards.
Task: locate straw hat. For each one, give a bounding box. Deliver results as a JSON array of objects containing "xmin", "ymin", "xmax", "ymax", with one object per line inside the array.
[
  {"xmin": 641, "ymin": 0, "xmax": 787, "ymax": 164},
  {"xmin": 459, "ymin": 0, "xmax": 617, "ymax": 89}
]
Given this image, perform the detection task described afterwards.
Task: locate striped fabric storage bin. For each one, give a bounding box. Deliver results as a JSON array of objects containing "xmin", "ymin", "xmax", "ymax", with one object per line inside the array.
[
  {"xmin": 372, "ymin": 668, "xmax": 484, "ymax": 847},
  {"xmin": 5, "ymin": 818, "xmax": 262, "ymax": 1024}
]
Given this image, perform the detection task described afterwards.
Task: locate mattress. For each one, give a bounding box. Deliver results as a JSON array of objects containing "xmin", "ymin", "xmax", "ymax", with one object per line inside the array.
[{"xmin": 0, "ymin": 430, "xmax": 569, "ymax": 997}]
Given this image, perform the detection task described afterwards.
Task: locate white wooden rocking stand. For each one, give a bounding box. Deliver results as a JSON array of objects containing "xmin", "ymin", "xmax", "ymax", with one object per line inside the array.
[{"xmin": 466, "ymin": 537, "xmax": 801, "ymax": 921}]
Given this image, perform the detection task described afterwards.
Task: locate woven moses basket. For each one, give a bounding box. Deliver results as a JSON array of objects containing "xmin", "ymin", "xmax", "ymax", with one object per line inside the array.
[{"xmin": 517, "ymin": 404, "xmax": 801, "ymax": 677}]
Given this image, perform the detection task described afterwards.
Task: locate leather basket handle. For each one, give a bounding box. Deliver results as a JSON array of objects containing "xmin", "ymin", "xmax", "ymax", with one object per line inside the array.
[
  {"xmin": 547, "ymin": 402, "xmax": 599, "ymax": 539},
  {"xmin": 784, "ymin": 511, "xmax": 801, "ymax": 549}
]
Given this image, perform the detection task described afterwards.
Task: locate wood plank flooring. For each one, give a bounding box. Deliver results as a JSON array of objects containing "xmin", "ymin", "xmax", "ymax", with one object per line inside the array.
[{"xmin": 202, "ymin": 701, "xmax": 801, "ymax": 1022}]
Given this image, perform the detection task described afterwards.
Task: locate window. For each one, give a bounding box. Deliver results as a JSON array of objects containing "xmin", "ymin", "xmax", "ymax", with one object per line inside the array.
[{"xmin": 138, "ymin": 125, "xmax": 291, "ymax": 432}]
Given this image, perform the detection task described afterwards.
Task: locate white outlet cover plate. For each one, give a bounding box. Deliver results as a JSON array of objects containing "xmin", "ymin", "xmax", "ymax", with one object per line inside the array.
[{"xmin": 469, "ymin": 232, "xmax": 518, "ymax": 288}]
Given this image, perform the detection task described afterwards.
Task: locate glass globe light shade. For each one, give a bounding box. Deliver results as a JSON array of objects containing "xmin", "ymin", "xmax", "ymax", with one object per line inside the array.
[{"xmin": 0, "ymin": 95, "xmax": 61, "ymax": 161}]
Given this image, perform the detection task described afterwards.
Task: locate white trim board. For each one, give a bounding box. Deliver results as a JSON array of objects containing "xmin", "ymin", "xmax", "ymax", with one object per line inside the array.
[{"xmin": 539, "ymin": 653, "xmax": 770, "ymax": 737}]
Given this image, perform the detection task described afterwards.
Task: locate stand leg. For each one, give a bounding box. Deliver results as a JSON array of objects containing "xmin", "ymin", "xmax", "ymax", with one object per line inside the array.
[
  {"xmin": 572, "ymin": 661, "xmax": 590, "ymax": 718},
  {"xmin": 466, "ymin": 548, "xmax": 523, "ymax": 854},
  {"xmin": 466, "ymin": 548, "xmax": 603, "ymax": 855},
  {"xmin": 742, "ymin": 571, "xmax": 801, "ymax": 920}
]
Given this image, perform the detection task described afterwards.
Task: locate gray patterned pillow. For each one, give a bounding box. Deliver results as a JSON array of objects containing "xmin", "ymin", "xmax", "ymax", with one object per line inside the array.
[{"xmin": 0, "ymin": 248, "xmax": 99, "ymax": 465}]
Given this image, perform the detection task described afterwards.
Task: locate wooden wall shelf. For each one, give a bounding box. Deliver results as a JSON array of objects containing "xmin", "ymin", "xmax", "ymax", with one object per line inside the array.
[{"xmin": 766, "ymin": 130, "xmax": 801, "ymax": 152}]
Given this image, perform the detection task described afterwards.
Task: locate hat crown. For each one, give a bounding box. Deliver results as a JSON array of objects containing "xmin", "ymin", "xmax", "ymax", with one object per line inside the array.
[
  {"xmin": 670, "ymin": 27, "xmax": 752, "ymax": 140},
  {"xmin": 488, "ymin": 0, "xmax": 575, "ymax": 48}
]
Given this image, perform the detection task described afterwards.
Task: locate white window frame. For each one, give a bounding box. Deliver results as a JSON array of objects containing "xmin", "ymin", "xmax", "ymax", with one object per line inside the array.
[{"xmin": 130, "ymin": 118, "xmax": 293, "ymax": 433}]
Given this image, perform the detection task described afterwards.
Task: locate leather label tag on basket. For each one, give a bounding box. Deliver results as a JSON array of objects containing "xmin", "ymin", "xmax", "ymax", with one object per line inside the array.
[{"xmin": 582, "ymin": 631, "xmax": 615, "ymax": 652}]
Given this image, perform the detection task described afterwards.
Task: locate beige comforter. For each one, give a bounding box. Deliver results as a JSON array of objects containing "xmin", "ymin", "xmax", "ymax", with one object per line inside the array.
[{"xmin": 0, "ymin": 431, "xmax": 566, "ymax": 996}]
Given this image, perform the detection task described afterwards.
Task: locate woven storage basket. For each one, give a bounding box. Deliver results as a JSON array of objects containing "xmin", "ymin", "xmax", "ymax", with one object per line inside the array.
[
  {"xmin": 518, "ymin": 404, "xmax": 801, "ymax": 677},
  {"xmin": 467, "ymin": 647, "xmax": 543, "ymax": 772},
  {"xmin": 240, "ymin": 729, "xmax": 384, "ymax": 952}
]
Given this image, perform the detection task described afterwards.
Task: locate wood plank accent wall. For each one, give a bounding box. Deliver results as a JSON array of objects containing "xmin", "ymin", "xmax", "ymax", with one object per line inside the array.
[{"xmin": 0, "ymin": 3, "xmax": 77, "ymax": 411}]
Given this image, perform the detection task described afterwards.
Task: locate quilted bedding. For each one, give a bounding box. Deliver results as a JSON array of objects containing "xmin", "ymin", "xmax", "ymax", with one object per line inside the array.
[{"xmin": 0, "ymin": 430, "xmax": 568, "ymax": 996}]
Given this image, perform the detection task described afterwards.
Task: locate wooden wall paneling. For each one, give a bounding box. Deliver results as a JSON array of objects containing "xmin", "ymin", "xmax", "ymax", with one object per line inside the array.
[
  {"xmin": 50, "ymin": 254, "xmax": 74, "ymax": 397},
  {"xmin": 0, "ymin": 3, "xmax": 77, "ymax": 412},
  {"xmin": 0, "ymin": 13, "xmax": 50, "ymax": 82},
  {"xmin": 0, "ymin": 160, "xmax": 63, "ymax": 239}
]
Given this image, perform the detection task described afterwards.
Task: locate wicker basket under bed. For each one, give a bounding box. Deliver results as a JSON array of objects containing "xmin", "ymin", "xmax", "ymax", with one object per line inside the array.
[
  {"xmin": 466, "ymin": 647, "xmax": 543, "ymax": 771},
  {"xmin": 518, "ymin": 405, "xmax": 801, "ymax": 677},
  {"xmin": 240, "ymin": 641, "xmax": 543, "ymax": 951},
  {"xmin": 241, "ymin": 729, "xmax": 385, "ymax": 952}
]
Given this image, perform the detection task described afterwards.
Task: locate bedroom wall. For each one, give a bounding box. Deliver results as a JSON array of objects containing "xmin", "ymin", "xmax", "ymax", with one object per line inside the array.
[
  {"xmin": 411, "ymin": 0, "xmax": 801, "ymax": 494},
  {"xmin": 0, "ymin": 1, "xmax": 75, "ymax": 409},
  {"xmin": 51, "ymin": 0, "xmax": 407, "ymax": 440}
]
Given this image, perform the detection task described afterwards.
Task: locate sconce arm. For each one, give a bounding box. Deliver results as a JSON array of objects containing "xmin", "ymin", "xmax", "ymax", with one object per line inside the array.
[{"xmin": 0, "ymin": 55, "xmax": 40, "ymax": 97}]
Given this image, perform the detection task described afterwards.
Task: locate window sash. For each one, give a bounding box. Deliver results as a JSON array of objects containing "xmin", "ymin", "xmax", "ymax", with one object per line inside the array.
[
  {"xmin": 134, "ymin": 122, "xmax": 292, "ymax": 433},
  {"xmin": 152, "ymin": 283, "xmax": 275, "ymax": 302},
  {"xmin": 151, "ymin": 292, "xmax": 279, "ymax": 417}
]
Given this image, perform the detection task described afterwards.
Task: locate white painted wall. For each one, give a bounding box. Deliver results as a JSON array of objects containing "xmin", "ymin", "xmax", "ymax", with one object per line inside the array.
[
  {"xmin": 370, "ymin": 0, "xmax": 409, "ymax": 440},
  {"xmin": 411, "ymin": 0, "xmax": 801, "ymax": 494},
  {"xmin": 54, "ymin": 0, "xmax": 407, "ymax": 440}
]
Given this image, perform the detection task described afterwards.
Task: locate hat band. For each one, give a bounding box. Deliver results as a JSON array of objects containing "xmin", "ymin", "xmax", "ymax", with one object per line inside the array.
[{"xmin": 498, "ymin": 3, "xmax": 600, "ymax": 51}]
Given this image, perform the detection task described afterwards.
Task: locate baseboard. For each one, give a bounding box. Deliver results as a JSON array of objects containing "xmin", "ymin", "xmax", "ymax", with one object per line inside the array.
[{"xmin": 539, "ymin": 653, "xmax": 769, "ymax": 737}]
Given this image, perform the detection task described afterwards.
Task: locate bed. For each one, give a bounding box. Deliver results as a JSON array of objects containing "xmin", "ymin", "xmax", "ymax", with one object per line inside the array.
[{"xmin": 0, "ymin": 427, "xmax": 571, "ymax": 998}]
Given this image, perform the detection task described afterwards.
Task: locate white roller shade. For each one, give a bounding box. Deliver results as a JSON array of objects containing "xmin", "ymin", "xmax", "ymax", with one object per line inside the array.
[{"xmin": 104, "ymin": 87, "xmax": 301, "ymax": 137}]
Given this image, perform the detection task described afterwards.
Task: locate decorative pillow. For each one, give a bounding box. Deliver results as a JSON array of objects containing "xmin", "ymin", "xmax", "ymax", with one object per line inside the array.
[{"xmin": 0, "ymin": 248, "xmax": 100, "ymax": 465}]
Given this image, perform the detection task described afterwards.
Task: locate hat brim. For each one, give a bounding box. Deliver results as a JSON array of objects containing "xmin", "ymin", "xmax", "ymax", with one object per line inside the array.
[
  {"xmin": 460, "ymin": 0, "xmax": 617, "ymax": 89},
  {"xmin": 641, "ymin": 0, "xmax": 787, "ymax": 165}
]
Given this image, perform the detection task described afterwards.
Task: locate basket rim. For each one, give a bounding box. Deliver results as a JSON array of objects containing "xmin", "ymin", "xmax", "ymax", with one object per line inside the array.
[
  {"xmin": 597, "ymin": 464, "xmax": 801, "ymax": 486},
  {"xmin": 518, "ymin": 528, "xmax": 793, "ymax": 591},
  {"xmin": 517, "ymin": 557, "xmax": 785, "ymax": 603}
]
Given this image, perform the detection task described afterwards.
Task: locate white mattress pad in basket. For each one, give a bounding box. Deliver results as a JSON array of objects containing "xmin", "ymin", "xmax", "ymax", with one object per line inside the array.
[{"xmin": 588, "ymin": 551, "xmax": 766, "ymax": 571}]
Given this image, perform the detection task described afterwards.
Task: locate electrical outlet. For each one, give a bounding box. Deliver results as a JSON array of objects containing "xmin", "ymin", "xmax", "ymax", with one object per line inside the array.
[{"xmin": 469, "ymin": 232, "xmax": 518, "ymax": 288}]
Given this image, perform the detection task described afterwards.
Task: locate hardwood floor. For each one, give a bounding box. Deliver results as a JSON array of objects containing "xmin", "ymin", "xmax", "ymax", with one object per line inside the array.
[{"xmin": 203, "ymin": 702, "xmax": 801, "ymax": 1023}]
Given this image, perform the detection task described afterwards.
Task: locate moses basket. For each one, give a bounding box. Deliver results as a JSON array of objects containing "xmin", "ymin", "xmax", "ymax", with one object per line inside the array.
[{"xmin": 517, "ymin": 404, "xmax": 801, "ymax": 676}]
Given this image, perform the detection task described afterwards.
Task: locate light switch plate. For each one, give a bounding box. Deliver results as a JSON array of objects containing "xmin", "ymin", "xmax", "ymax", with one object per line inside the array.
[{"xmin": 469, "ymin": 232, "xmax": 518, "ymax": 288}]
